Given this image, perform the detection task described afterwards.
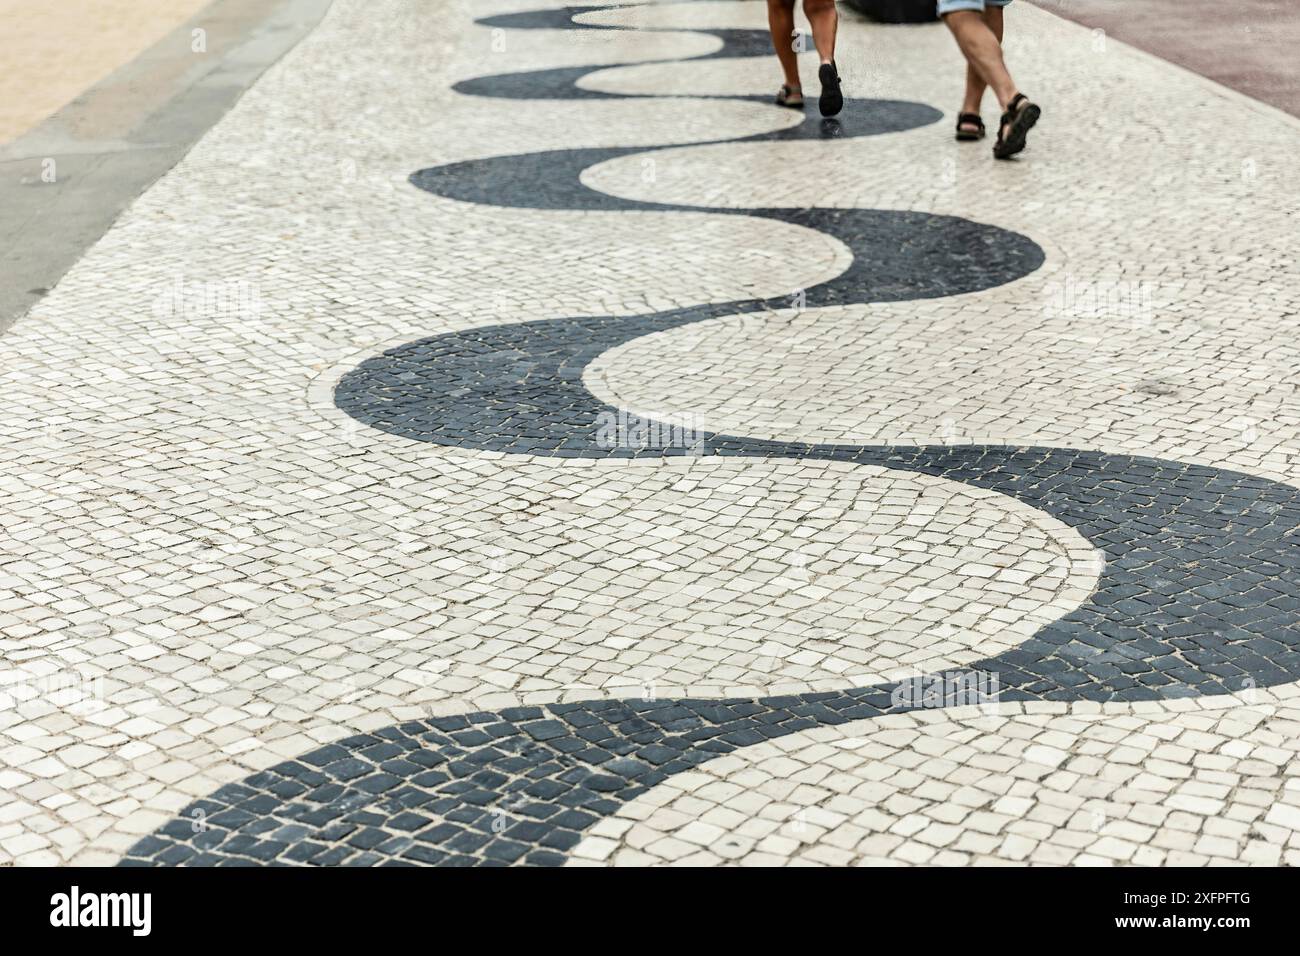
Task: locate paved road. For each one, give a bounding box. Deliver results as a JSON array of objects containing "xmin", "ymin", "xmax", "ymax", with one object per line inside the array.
[
  {"xmin": 2, "ymin": 0, "xmax": 1300, "ymax": 868},
  {"xmin": 1030, "ymin": 0, "xmax": 1300, "ymax": 118}
]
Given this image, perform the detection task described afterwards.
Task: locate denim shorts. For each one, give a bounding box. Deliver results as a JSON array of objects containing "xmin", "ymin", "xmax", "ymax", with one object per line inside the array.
[{"xmin": 938, "ymin": 0, "xmax": 1012, "ymax": 15}]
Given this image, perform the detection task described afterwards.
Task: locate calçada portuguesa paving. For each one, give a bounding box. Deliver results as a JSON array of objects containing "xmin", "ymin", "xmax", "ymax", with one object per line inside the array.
[{"xmin": 2, "ymin": 0, "xmax": 1300, "ymax": 867}]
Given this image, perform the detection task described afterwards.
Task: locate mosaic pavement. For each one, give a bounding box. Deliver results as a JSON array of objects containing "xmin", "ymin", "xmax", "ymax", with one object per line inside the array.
[{"xmin": 3, "ymin": 0, "xmax": 1300, "ymax": 867}]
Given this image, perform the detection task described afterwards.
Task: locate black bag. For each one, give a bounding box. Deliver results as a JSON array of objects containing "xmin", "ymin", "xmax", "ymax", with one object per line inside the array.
[{"xmin": 845, "ymin": 0, "xmax": 939, "ymax": 24}]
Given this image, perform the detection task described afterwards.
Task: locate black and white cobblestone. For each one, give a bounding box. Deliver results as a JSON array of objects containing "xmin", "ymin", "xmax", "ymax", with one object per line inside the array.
[{"xmin": 2, "ymin": 0, "xmax": 1298, "ymax": 867}]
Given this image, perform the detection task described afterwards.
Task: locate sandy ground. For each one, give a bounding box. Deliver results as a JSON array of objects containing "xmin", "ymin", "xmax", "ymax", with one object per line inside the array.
[{"xmin": 0, "ymin": 0, "xmax": 213, "ymax": 143}]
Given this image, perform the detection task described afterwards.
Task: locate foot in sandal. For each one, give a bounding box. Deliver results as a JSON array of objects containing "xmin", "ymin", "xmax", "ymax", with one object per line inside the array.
[
  {"xmin": 955, "ymin": 112, "xmax": 985, "ymax": 141},
  {"xmin": 775, "ymin": 84, "xmax": 804, "ymax": 109},
  {"xmin": 993, "ymin": 92, "xmax": 1041, "ymax": 159},
  {"xmin": 817, "ymin": 61, "xmax": 843, "ymax": 117}
]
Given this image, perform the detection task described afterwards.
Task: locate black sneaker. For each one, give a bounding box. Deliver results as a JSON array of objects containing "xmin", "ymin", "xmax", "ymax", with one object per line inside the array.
[{"xmin": 818, "ymin": 61, "xmax": 843, "ymax": 117}]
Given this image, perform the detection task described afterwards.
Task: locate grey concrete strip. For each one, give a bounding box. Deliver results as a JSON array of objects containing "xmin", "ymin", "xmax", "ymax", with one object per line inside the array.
[
  {"xmin": 0, "ymin": 0, "xmax": 332, "ymax": 333},
  {"xmin": 1029, "ymin": 0, "xmax": 1300, "ymax": 119}
]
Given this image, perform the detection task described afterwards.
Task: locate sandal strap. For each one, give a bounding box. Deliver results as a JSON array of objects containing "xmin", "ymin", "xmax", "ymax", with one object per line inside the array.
[
  {"xmin": 956, "ymin": 112, "xmax": 984, "ymax": 129},
  {"xmin": 1000, "ymin": 93, "xmax": 1028, "ymax": 124}
]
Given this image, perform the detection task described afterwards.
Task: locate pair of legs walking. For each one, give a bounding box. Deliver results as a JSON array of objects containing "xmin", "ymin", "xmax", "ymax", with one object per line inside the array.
[
  {"xmin": 940, "ymin": 0, "xmax": 1039, "ymax": 157},
  {"xmin": 765, "ymin": 0, "xmax": 1039, "ymax": 157},
  {"xmin": 766, "ymin": 0, "xmax": 843, "ymax": 116}
]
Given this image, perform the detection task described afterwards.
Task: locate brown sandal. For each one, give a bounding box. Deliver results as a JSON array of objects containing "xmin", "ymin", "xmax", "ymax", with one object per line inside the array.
[{"xmin": 775, "ymin": 84, "xmax": 804, "ymax": 109}]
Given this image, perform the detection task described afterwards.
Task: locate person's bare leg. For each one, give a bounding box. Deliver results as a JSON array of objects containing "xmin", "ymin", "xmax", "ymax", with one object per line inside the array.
[
  {"xmin": 802, "ymin": 0, "xmax": 838, "ymax": 66},
  {"xmin": 767, "ymin": 0, "xmax": 801, "ymax": 92},
  {"xmin": 960, "ymin": 6, "xmax": 1004, "ymax": 129},
  {"xmin": 944, "ymin": 9, "xmax": 1017, "ymax": 109},
  {"xmin": 804, "ymin": 0, "xmax": 841, "ymax": 115}
]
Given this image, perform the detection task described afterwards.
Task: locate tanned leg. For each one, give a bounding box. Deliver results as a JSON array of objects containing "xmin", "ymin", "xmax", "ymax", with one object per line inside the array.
[
  {"xmin": 943, "ymin": 8, "xmax": 1017, "ymax": 109},
  {"xmin": 767, "ymin": 0, "xmax": 801, "ymax": 90},
  {"xmin": 959, "ymin": 6, "xmax": 1004, "ymax": 133},
  {"xmin": 802, "ymin": 0, "xmax": 838, "ymax": 66}
]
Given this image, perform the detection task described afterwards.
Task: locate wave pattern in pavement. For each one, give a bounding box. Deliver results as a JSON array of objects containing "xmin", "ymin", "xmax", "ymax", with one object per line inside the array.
[{"xmin": 123, "ymin": 1, "xmax": 1300, "ymax": 867}]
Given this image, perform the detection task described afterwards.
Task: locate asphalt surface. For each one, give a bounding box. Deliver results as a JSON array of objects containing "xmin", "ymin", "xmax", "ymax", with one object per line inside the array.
[{"xmin": 1029, "ymin": 0, "xmax": 1300, "ymax": 118}]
